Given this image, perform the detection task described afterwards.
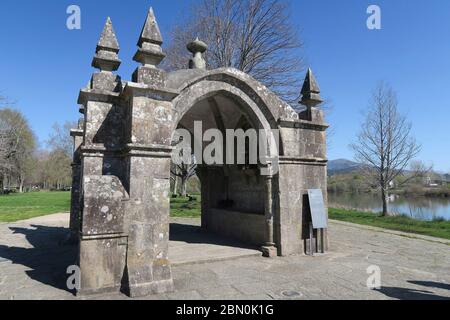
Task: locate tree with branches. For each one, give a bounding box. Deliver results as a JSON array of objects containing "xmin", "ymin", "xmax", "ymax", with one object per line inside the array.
[
  {"xmin": 171, "ymin": 131, "xmax": 197, "ymax": 197},
  {"xmin": 171, "ymin": 161, "xmax": 197, "ymax": 198},
  {"xmin": 47, "ymin": 121, "xmax": 77, "ymax": 157},
  {"xmin": 0, "ymin": 108, "xmax": 36, "ymax": 193},
  {"xmin": 350, "ymin": 83, "xmax": 424, "ymax": 216},
  {"xmin": 164, "ymin": 0, "xmax": 304, "ymax": 104}
]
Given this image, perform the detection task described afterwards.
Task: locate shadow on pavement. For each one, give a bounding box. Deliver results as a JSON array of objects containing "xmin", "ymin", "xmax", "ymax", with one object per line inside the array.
[
  {"xmin": 375, "ymin": 286, "xmax": 449, "ymax": 300},
  {"xmin": 0, "ymin": 225, "xmax": 77, "ymax": 294},
  {"xmin": 408, "ymin": 280, "xmax": 450, "ymax": 291},
  {"xmin": 0, "ymin": 222, "xmax": 257, "ymax": 295}
]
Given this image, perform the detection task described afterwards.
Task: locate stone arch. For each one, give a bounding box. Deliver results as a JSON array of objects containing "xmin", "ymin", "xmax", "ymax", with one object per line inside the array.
[
  {"xmin": 168, "ymin": 77, "xmax": 282, "ymax": 252},
  {"xmin": 168, "ymin": 67, "xmax": 299, "ymax": 126},
  {"xmin": 168, "ymin": 68, "xmax": 294, "ymax": 159}
]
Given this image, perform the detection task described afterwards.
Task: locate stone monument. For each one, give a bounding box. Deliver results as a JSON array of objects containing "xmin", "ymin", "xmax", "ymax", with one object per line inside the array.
[{"xmin": 70, "ymin": 8, "xmax": 329, "ymax": 297}]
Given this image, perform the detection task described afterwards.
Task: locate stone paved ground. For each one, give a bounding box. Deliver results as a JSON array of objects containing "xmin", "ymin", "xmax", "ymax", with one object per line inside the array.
[{"xmin": 0, "ymin": 214, "xmax": 449, "ymax": 300}]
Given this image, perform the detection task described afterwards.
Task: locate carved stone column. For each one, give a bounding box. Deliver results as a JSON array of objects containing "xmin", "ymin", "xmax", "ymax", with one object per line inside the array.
[
  {"xmin": 67, "ymin": 123, "xmax": 84, "ymax": 244},
  {"xmin": 262, "ymin": 174, "xmax": 277, "ymax": 257},
  {"xmin": 121, "ymin": 8, "xmax": 176, "ymax": 297}
]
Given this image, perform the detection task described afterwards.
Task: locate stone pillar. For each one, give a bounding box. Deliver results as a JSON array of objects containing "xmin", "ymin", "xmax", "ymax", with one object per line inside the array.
[
  {"xmin": 196, "ymin": 166, "xmax": 210, "ymax": 230},
  {"xmin": 67, "ymin": 121, "xmax": 84, "ymax": 244},
  {"xmin": 76, "ymin": 17, "xmax": 129, "ymax": 295},
  {"xmin": 121, "ymin": 7, "xmax": 176, "ymax": 297},
  {"xmin": 124, "ymin": 148, "xmax": 174, "ymax": 297},
  {"xmin": 262, "ymin": 174, "xmax": 277, "ymax": 257},
  {"xmin": 275, "ymin": 68, "xmax": 329, "ymax": 256}
]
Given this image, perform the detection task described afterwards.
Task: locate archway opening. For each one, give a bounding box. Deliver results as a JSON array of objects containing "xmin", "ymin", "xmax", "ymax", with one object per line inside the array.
[{"xmin": 168, "ymin": 92, "xmax": 273, "ymax": 264}]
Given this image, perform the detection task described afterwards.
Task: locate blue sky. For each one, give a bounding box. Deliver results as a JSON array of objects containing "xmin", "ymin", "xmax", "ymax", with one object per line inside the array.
[{"xmin": 0, "ymin": 0, "xmax": 449, "ymax": 171}]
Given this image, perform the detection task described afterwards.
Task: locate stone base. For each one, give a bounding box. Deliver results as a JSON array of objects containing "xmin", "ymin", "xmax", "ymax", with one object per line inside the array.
[
  {"xmin": 127, "ymin": 279, "xmax": 174, "ymax": 298},
  {"xmin": 77, "ymin": 286, "xmax": 121, "ymax": 297},
  {"xmin": 261, "ymin": 246, "xmax": 277, "ymax": 258}
]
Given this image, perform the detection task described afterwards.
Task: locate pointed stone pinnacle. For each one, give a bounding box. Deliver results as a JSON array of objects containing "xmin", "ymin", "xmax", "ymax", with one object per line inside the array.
[
  {"xmin": 133, "ymin": 7, "xmax": 165, "ymax": 68},
  {"xmin": 300, "ymin": 68, "xmax": 323, "ymax": 107},
  {"xmin": 301, "ymin": 68, "xmax": 320, "ymax": 95},
  {"xmin": 92, "ymin": 17, "xmax": 121, "ymax": 72},
  {"xmin": 138, "ymin": 7, "xmax": 163, "ymax": 46},
  {"xmin": 97, "ymin": 17, "xmax": 119, "ymax": 51}
]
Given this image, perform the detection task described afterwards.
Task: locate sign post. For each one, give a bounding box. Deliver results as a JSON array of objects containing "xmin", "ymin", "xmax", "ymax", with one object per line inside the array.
[{"xmin": 307, "ymin": 189, "xmax": 328, "ymax": 255}]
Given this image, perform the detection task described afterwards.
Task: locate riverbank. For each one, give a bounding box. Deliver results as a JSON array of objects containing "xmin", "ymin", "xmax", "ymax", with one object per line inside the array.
[
  {"xmin": 2, "ymin": 192, "xmax": 449, "ymax": 242},
  {"xmin": 329, "ymin": 208, "xmax": 450, "ymax": 240},
  {"xmin": 329, "ymin": 189, "xmax": 450, "ymax": 199},
  {"xmin": 395, "ymin": 188, "xmax": 450, "ymax": 198}
]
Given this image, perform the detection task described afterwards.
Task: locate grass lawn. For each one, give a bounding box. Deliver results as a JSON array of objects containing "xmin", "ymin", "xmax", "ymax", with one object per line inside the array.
[
  {"xmin": 329, "ymin": 208, "xmax": 450, "ymax": 240},
  {"xmin": 2, "ymin": 192, "xmax": 448, "ymax": 241},
  {"xmin": 0, "ymin": 191, "xmax": 71, "ymax": 223},
  {"xmin": 170, "ymin": 194, "xmax": 201, "ymax": 218}
]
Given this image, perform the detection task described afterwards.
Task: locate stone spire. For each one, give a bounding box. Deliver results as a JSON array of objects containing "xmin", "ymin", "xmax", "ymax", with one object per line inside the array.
[
  {"xmin": 132, "ymin": 8, "xmax": 166, "ymax": 86},
  {"xmin": 132, "ymin": 8, "xmax": 166, "ymax": 85},
  {"xmin": 187, "ymin": 37, "xmax": 208, "ymax": 70},
  {"xmin": 137, "ymin": 7, "xmax": 163, "ymax": 47},
  {"xmin": 300, "ymin": 68, "xmax": 323, "ymax": 108},
  {"xmin": 92, "ymin": 17, "xmax": 121, "ymax": 72}
]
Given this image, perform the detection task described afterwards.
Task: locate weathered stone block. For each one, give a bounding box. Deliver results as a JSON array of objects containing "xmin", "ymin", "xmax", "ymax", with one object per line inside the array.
[
  {"xmin": 78, "ymin": 236, "xmax": 127, "ymax": 295},
  {"xmin": 132, "ymin": 66, "xmax": 166, "ymax": 86},
  {"xmin": 82, "ymin": 175, "xmax": 128, "ymax": 235}
]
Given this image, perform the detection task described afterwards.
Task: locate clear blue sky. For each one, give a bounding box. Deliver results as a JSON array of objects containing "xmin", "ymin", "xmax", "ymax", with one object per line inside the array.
[{"xmin": 0, "ymin": 0, "xmax": 449, "ymax": 171}]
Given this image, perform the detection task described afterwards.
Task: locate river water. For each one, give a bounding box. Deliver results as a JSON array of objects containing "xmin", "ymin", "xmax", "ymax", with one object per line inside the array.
[{"xmin": 328, "ymin": 192, "xmax": 450, "ymax": 221}]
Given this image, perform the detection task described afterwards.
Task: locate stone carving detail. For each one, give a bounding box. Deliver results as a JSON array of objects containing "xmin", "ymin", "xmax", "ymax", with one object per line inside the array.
[
  {"xmin": 187, "ymin": 37, "xmax": 208, "ymax": 70},
  {"xmin": 71, "ymin": 7, "xmax": 329, "ymax": 297}
]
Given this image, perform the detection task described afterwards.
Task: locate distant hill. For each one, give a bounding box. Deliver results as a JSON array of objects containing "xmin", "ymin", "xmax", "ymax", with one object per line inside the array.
[{"xmin": 328, "ymin": 159, "xmax": 363, "ymax": 175}]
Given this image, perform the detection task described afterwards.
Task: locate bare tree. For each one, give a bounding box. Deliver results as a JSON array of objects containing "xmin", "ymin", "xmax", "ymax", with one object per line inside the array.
[
  {"xmin": 171, "ymin": 162, "xmax": 197, "ymax": 197},
  {"xmin": 350, "ymin": 83, "xmax": 422, "ymax": 216},
  {"xmin": 0, "ymin": 108, "xmax": 36, "ymax": 193},
  {"xmin": 47, "ymin": 121, "xmax": 77, "ymax": 157},
  {"xmin": 164, "ymin": 0, "xmax": 304, "ymax": 104},
  {"xmin": 45, "ymin": 121, "xmax": 76, "ymax": 190},
  {"xmin": 46, "ymin": 148, "xmax": 72, "ymax": 190}
]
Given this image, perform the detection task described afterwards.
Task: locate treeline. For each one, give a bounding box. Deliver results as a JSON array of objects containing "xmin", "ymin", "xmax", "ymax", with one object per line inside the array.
[
  {"xmin": 0, "ymin": 107, "xmax": 74, "ymax": 193},
  {"xmin": 328, "ymin": 171, "xmax": 450, "ymax": 197},
  {"xmin": 328, "ymin": 173, "xmax": 373, "ymax": 194}
]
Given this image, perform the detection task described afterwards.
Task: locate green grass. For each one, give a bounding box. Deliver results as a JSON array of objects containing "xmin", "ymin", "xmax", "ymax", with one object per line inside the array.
[
  {"xmin": 329, "ymin": 208, "xmax": 450, "ymax": 240},
  {"xmin": 170, "ymin": 194, "xmax": 201, "ymax": 218},
  {"xmin": 0, "ymin": 191, "xmax": 71, "ymax": 222},
  {"xmin": 2, "ymin": 192, "xmax": 448, "ymax": 241}
]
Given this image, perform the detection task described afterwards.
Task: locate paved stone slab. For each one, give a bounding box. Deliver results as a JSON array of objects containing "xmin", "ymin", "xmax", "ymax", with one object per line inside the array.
[
  {"xmin": 169, "ymin": 218, "xmax": 262, "ymax": 266},
  {"xmin": 0, "ymin": 213, "xmax": 449, "ymax": 300}
]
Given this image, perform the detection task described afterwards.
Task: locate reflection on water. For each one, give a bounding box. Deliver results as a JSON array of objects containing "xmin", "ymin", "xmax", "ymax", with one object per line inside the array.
[{"xmin": 328, "ymin": 192, "xmax": 450, "ymax": 221}]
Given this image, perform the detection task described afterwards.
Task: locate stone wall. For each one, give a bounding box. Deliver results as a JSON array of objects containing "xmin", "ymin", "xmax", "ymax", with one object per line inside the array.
[{"xmin": 208, "ymin": 209, "xmax": 266, "ymax": 246}]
